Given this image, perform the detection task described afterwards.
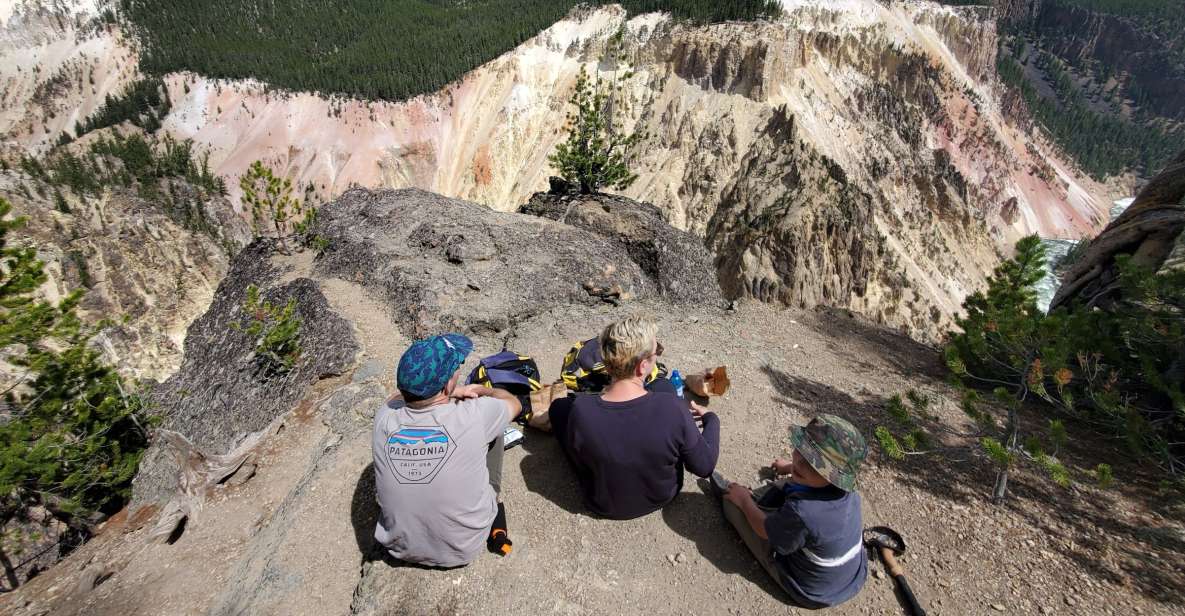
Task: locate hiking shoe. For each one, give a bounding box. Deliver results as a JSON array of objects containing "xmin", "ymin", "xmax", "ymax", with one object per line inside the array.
[
  {"xmin": 487, "ymin": 502, "xmax": 512, "ymax": 556},
  {"xmin": 709, "ymin": 471, "xmax": 732, "ymax": 499},
  {"xmin": 488, "ymin": 528, "xmax": 512, "ymax": 556}
]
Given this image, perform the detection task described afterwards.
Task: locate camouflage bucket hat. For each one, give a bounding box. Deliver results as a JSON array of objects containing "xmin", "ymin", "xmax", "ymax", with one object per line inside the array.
[{"xmin": 789, "ymin": 414, "xmax": 868, "ymax": 491}]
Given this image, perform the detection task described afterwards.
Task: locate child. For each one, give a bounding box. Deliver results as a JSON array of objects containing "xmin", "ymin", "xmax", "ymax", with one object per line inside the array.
[{"xmin": 712, "ymin": 414, "xmax": 868, "ymax": 608}]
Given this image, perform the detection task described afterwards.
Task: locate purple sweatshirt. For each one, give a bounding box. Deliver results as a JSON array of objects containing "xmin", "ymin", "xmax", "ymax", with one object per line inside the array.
[{"xmin": 550, "ymin": 391, "xmax": 720, "ymax": 519}]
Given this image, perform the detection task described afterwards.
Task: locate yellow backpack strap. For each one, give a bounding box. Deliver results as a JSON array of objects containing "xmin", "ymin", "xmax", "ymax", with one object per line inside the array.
[{"xmin": 561, "ymin": 342, "xmax": 582, "ymax": 390}]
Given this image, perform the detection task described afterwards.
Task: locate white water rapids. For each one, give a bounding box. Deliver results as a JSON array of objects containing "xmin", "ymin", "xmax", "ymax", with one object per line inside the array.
[{"xmin": 1035, "ymin": 197, "xmax": 1134, "ymax": 312}]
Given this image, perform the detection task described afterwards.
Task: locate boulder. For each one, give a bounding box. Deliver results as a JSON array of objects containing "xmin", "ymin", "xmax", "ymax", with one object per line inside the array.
[
  {"xmin": 518, "ymin": 191, "xmax": 724, "ymax": 305},
  {"xmin": 312, "ymin": 188, "xmax": 657, "ymax": 337}
]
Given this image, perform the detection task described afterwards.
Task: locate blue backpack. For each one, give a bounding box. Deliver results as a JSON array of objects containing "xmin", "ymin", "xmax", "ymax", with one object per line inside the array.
[{"xmin": 467, "ymin": 351, "xmax": 544, "ymax": 424}]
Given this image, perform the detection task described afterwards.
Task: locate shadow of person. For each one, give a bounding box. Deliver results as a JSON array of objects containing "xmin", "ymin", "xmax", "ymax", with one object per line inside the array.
[
  {"xmin": 661, "ymin": 482, "xmax": 787, "ymax": 600},
  {"xmin": 350, "ymin": 462, "xmax": 384, "ymax": 564},
  {"xmin": 517, "ymin": 427, "xmax": 586, "ymax": 515}
]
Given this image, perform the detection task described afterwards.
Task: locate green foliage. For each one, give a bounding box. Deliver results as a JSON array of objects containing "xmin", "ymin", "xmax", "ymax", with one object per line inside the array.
[
  {"xmin": 995, "ymin": 40, "xmax": 1181, "ymax": 178},
  {"xmin": 1048, "ymin": 419, "xmax": 1067, "ymax": 454},
  {"xmin": 903, "ymin": 428, "xmax": 929, "ymax": 452},
  {"xmin": 947, "ymin": 234, "xmax": 1185, "ymax": 490},
  {"xmin": 549, "ymin": 64, "xmax": 645, "ymax": 194},
  {"xmin": 1023, "ymin": 435, "xmax": 1044, "ymax": 457},
  {"xmin": 231, "ymin": 285, "xmax": 302, "ymax": 375},
  {"xmin": 876, "ymin": 393, "xmax": 932, "ymax": 459},
  {"xmin": 886, "ymin": 394, "xmax": 911, "ymax": 424},
  {"xmin": 0, "ymin": 198, "xmax": 152, "ymax": 525},
  {"xmin": 23, "ymin": 132, "xmax": 224, "ymax": 198},
  {"xmin": 120, "ymin": 1, "xmax": 780, "ymax": 102},
  {"xmin": 874, "ymin": 426, "xmax": 905, "ymax": 461},
  {"xmin": 982, "ymin": 437, "xmax": 1013, "ymax": 468},
  {"xmin": 1018, "ymin": 0, "xmax": 1185, "ymax": 65},
  {"xmin": 240, "ymin": 161, "xmax": 316, "ymax": 253},
  {"xmin": 76, "ymin": 77, "xmax": 170, "ymax": 137},
  {"xmin": 1036, "ymin": 454, "xmax": 1072, "ymax": 487},
  {"xmin": 1095, "ymin": 463, "xmax": 1114, "ymax": 489}
]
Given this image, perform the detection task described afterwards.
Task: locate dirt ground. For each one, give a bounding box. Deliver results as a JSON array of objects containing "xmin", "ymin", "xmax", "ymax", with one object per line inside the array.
[{"xmin": 2, "ymin": 301, "xmax": 1183, "ymax": 616}]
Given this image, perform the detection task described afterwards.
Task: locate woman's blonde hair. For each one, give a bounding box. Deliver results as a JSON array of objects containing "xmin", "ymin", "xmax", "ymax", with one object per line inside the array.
[{"xmin": 599, "ymin": 316, "xmax": 658, "ymax": 380}]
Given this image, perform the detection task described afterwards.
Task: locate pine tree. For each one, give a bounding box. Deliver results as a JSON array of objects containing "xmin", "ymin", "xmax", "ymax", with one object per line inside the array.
[
  {"xmin": 549, "ymin": 65, "xmax": 645, "ymax": 194},
  {"xmin": 0, "ymin": 198, "xmax": 152, "ymax": 526},
  {"xmin": 239, "ymin": 161, "xmax": 314, "ymax": 254}
]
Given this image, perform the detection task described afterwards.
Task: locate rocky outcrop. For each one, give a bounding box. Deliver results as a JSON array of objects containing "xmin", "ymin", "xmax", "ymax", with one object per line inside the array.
[
  {"xmin": 1052, "ymin": 149, "xmax": 1185, "ymax": 311},
  {"xmin": 131, "ymin": 187, "xmax": 719, "ymax": 512},
  {"xmin": 519, "ymin": 190, "xmax": 723, "ymax": 306},
  {"xmin": 312, "ymin": 188, "xmax": 708, "ymax": 338},
  {"xmin": 130, "ymin": 240, "xmax": 358, "ymax": 510}
]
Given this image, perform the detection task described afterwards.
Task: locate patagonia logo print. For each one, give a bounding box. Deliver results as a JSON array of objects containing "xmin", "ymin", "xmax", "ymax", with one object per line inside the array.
[{"xmin": 387, "ymin": 426, "xmax": 454, "ymax": 484}]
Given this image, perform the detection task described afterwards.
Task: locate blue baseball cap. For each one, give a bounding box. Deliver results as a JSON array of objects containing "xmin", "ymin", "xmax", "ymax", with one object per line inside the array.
[{"xmin": 396, "ymin": 333, "xmax": 474, "ymax": 398}]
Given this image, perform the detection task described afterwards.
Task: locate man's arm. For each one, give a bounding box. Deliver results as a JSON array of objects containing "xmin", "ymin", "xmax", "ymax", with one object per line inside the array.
[
  {"xmin": 725, "ymin": 484, "xmax": 769, "ymax": 540},
  {"xmin": 452, "ymin": 384, "xmax": 523, "ymax": 423}
]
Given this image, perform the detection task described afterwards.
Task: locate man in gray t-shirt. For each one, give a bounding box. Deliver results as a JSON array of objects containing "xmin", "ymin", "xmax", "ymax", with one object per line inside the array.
[{"xmin": 372, "ymin": 334, "xmax": 522, "ymax": 567}]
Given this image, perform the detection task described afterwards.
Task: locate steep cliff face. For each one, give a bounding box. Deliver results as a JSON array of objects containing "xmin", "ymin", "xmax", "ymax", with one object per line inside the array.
[
  {"xmin": 1, "ymin": 1, "xmax": 1112, "ymax": 342},
  {"xmin": 0, "ymin": 0, "xmax": 139, "ymax": 154},
  {"xmin": 0, "ymin": 172, "xmax": 250, "ymax": 381}
]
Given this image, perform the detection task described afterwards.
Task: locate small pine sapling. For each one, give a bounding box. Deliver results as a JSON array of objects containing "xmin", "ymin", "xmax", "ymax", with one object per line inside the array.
[
  {"xmin": 875, "ymin": 427, "xmax": 905, "ymax": 461},
  {"xmin": 1094, "ymin": 463, "xmax": 1113, "ymax": 490},
  {"xmin": 230, "ymin": 284, "xmax": 303, "ymax": 375},
  {"xmin": 548, "ymin": 33, "xmax": 646, "ymax": 195},
  {"xmin": 239, "ymin": 161, "xmax": 317, "ymax": 254}
]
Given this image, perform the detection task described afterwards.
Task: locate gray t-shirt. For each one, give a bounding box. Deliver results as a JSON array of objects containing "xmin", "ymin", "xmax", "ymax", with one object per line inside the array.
[{"xmin": 372, "ymin": 396, "xmax": 508, "ymax": 567}]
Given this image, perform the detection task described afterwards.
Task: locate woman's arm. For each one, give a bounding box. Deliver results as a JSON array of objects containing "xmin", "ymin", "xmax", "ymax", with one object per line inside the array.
[{"xmin": 678, "ymin": 406, "xmax": 720, "ymax": 477}]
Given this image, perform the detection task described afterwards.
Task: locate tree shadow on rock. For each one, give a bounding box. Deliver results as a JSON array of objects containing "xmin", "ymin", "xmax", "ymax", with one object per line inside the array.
[
  {"xmin": 662, "ymin": 484, "xmax": 792, "ymax": 603},
  {"xmin": 761, "ymin": 363, "xmax": 1185, "ymax": 605},
  {"xmin": 518, "ymin": 429, "xmax": 586, "ymax": 515},
  {"xmin": 813, "ymin": 308, "xmax": 946, "ymax": 380},
  {"xmin": 903, "ymin": 396, "xmax": 1185, "ymax": 605}
]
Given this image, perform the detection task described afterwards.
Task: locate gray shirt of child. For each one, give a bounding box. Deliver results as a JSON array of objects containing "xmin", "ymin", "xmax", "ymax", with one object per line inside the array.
[{"xmin": 372, "ymin": 396, "xmax": 507, "ymax": 567}]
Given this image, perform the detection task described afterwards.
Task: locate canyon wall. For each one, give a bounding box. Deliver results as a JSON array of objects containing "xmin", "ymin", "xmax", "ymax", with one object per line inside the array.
[
  {"xmin": 0, "ymin": 171, "xmax": 250, "ymax": 382},
  {"xmin": 1, "ymin": 0, "xmax": 1113, "ymax": 343}
]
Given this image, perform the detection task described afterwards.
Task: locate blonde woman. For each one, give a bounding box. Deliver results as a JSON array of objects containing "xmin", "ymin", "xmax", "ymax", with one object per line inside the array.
[{"xmin": 549, "ymin": 317, "xmax": 720, "ymax": 519}]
